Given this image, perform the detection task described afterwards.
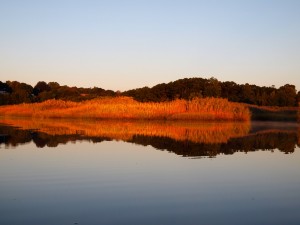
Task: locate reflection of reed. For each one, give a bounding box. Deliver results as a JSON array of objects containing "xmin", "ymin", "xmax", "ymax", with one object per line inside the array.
[
  {"xmin": 0, "ymin": 118, "xmax": 250, "ymax": 144},
  {"xmin": 1, "ymin": 118, "xmax": 298, "ymax": 157}
]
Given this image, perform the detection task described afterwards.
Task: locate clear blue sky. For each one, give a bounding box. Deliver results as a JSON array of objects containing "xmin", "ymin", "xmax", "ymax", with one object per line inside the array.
[{"xmin": 1, "ymin": 0, "xmax": 299, "ymax": 91}]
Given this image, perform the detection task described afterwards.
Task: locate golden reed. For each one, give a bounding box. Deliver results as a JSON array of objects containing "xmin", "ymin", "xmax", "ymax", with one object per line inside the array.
[{"xmin": 0, "ymin": 97, "xmax": 250, "ymax": 121}]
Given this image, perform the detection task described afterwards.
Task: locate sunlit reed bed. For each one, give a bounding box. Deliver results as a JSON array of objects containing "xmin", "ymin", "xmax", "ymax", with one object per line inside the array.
[
  {"xmin": 0, "ymin": 97, "xmax": 250, "ymax": 121},
  {"xmin": 0, "ymin": 117, "xmax": 250, "ymax": 144}
]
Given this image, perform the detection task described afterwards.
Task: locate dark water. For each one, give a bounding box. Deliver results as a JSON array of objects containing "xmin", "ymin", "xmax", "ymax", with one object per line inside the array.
[{"xmin": 0, "ymin": 119, "xmax": 300, "ymax": 225}]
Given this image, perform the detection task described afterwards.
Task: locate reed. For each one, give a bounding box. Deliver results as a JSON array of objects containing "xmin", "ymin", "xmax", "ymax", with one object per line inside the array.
[{"xmin": 0, "ymin": 97, "xmax": 250, "ymax": 121}]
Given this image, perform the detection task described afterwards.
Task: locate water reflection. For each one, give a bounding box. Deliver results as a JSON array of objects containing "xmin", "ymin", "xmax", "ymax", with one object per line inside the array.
[
  {"xmin": 1, "ymin": 118, "xmax": 300, "ymax": 225},
  {"xmin": 0, "ymin": 118, "xmax": 299, "ymax": 157}
]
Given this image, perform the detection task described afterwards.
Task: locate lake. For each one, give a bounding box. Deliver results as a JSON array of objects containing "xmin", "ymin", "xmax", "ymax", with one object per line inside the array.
[{"xmin": 0, "ymin": 118, "xmax": 300, "ymax": 225}]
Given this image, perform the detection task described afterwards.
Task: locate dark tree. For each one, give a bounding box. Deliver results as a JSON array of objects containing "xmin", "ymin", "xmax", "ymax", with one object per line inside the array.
[
  {"xmin": 0, "ymin": 77, "xmax": 298, "ymax": 107},
  {"xmin": 203, "ymin": 77, "xmax": 221, "ymax": 97},
  {"xmin": 241, "ymin": 84, "xmax": 255, "ymax": 104},
  {"xmin": 276, "ymin": 84, "xmax": 297, "ymax": 106},
  {"xmin": 221, "ymin": 81, "xmax": 241, "ymax": 102},
  {"xmin": 33, "ymin": 81, "xmax": 51, "ymax": 96},
  {"xmin": 6, "ymin": 81, "xmax": 33, "ymax": 104},
  {"xmin": 296, "ymin": 91, "xmax": 300, "ymax": 105},
  {"xmin": 0, "ymin": 81, "xmax": 12, "ymax": 93}
]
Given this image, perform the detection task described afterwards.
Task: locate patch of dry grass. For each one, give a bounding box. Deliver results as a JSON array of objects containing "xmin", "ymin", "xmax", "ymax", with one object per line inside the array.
[{"xmin": 0, "ymin": 97, "xmax": 250, "ymax": 121}]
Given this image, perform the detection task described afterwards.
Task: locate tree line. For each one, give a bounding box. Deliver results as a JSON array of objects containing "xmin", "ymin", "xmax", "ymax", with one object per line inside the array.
[
  {"xmin": 124, "ymin": 77, "xmax": 300, "ymax": 107},
  {"xmin": 1, "ymin": 77, "xmax": 300, "ymax": 106},
  {"xmin": 0, "ymin": 81, "xmax": 115, "ymax": 105}
]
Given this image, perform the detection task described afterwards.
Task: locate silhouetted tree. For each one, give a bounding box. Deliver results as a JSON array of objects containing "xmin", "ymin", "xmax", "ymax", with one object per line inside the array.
[
  {"xmin": 0, "ymin": 78, "xmax": 298, "ymax": 107},
  {"xmin": 296, "ymin": 91, "xmax": 300, "ymax": 104},
  {"xmin": 276, "ymin": 84, "xmax": 297, "ymax": 106},
  {"xmin": 241, "ymin": 83, "xmax": 255, "ymax": 104},
  {"xmin": 0, "ymin": 81, "xmax": 12, "ymax": 93},
  {"xmin": 6, "ymin": 81, "xmax": 33, "ymax": 104},
  {"xmin": 203, "ymin": 77, "xmax": 221, "ymax": 97},
  {"xmin": 33, "ymin": 81, "xmax": 51, "ymax": 96},
  {"xmin": 221, "ymin": 81, "xmax": 241, "ymax": 102}
]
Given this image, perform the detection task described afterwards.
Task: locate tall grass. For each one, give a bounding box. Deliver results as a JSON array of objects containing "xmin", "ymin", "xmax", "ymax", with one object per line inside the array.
[
  {"xmin": 0, "ymin": 117, "xmax": 250, "ymax": 144},
  {"xmin": 0, "ymin": 97, "xmax": 250, "ymax": 121}
]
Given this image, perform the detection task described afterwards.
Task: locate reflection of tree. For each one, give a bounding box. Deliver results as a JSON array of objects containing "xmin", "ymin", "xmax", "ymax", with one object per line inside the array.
[
  {"xmin": 0, "ymin": 121, "xmax": 298, "ymax": 157},
  {"xmin": 227, "ymin": 132, "xmax": 297, "ymax": 154},
  {"xmin": 0, "ymin": 125, "xmax": 32, "ymax": 147},
  {"xmin": 129, "ymin": 131, "xmax": 298, "ymax": 156}
]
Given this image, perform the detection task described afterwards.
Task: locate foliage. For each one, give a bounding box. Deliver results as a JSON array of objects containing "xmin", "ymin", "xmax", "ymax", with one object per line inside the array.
[
  {"xmin": 0, "ymin": 77, "xmax": 298, "ymax": 107},
  {"xmin": 123, "ymin": 77, "xmax": 298, "ymax": 106},
  {"xmin": 0, "ymin": 81, "xmax": 116, "ymax": 105}
]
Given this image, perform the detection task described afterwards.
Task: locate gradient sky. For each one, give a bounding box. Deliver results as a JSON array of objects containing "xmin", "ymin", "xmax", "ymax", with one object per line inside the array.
[{"xmin": 1, "ymin": 0, "xmax": 299, "ymax": 91}]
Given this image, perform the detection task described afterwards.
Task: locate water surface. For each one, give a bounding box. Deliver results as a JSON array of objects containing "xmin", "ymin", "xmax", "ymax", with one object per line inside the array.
[{"xmin": 0, "ymin": 118, "xmax": 299, "ymax": 225}]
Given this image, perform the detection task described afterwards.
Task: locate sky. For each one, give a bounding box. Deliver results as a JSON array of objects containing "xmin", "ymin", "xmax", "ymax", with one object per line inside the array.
[{"xmin": 0, "ymin": 0, "xmax": 299, "ymax": 91}]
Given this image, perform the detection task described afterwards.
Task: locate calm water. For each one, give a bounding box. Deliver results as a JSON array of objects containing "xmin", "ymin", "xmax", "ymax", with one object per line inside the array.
[{"xmin": 0, "ymin": 118, "xmax": 300, "ymax": 225}]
